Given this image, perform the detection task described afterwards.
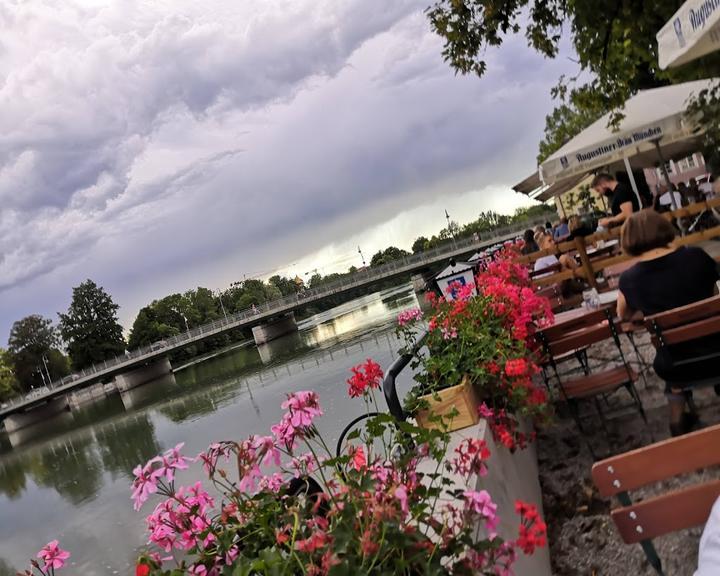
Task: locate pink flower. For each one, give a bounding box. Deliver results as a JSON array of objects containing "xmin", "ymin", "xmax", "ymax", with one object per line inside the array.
[
  {"xmin": 131, "ymin": 462, "xmax": 159, "ymax": 511},
  {"xmin": 258, "ymin": 472, "xmax": 285, "ymax": 493},
  {"xmin": 349, "ymin": 445, "xmax": 367, "ymax": 471},
  {"xmin": 397, "ymin": 308, "xmax": 423, "ymax": 326},
  {"xmin": 463, "ymin": 490, "xmax": 499, "ymax": 536},
  {"xmin": 197, "ymin": 442, "xmax": 233, "ymax": 476},
  {"xmin": 37, "ymin": 540, "xmax": 70, "ymax": 571},
  {"xmin": 281, "ymin": 391, "xmax": 323, "ymax": 429},
  {"xmin": 253, "ymin": 435, "xmax": 281, "ymax": 467},
  {"xmin": 395, "ymin": 485, "xmax": 409, "ymax": 515}
]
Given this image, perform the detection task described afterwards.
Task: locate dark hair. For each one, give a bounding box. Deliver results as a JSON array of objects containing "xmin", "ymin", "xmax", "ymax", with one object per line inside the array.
[
  {"xmin": 522, "ymin": 229, "xmax": 535, "ymax": 244},
  {"xmin": 591, "ymin": 173, "xmax": 614, "ymax": 188},
  {"xmin": 621, "ymin": 210, "xmax": 676, "ymax": 256}
]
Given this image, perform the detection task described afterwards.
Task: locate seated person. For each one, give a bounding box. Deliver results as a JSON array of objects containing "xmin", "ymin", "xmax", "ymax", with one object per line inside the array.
[
  {"xmin": 688, "ymin": 177, "xmax": 704, "ymax": 203},
  {"xmin": 521, "ymin": 229, "xmax": 539, "ymax": 255},
  {"xmin": 553, "ymin": 218, "xmax": 570, "ymax": 241},
  {"xmin": 533, "ymin": 230, "xmax": 575, "ymax": 271},
  {"xmin": 617, "ymin": 210, "xmax": 720, "ymax": 436},
  {"xmin": 654, "ymin": 184, "xmax": 685, "ymax": 212}
]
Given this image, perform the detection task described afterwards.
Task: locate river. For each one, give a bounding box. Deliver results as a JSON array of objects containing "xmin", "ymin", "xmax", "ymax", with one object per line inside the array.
[{"xmin": 0, "ymin": 284, "xmax": 423, "ymax": 575}]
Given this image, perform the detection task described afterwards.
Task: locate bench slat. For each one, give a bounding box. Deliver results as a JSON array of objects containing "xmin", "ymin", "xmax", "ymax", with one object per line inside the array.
[
  {"xmin": 610, "ymin": 480, "xmax": 720, "ymax": 544},
  {"xmin": 592, "ymin": 424, "xmax": 720, "ymax": 497}
]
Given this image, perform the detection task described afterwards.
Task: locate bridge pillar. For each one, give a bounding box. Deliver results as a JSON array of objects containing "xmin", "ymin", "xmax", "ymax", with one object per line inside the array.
[
  {"xmin": 252, "ymin": 313, "xmax": 298, "ymax": 346},
  {"xmin": 2, "ymin": 397, "xmax": 70, "ymax": 434},
  {"xmin": 113, "ymin": 357, "xmax": 173, "ymax": 393}
]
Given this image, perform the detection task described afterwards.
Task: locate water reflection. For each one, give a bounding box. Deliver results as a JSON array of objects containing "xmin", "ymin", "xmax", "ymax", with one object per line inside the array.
[{"xmin": 0, "ymin": 284, "xmax": 420, "ymax": 570}]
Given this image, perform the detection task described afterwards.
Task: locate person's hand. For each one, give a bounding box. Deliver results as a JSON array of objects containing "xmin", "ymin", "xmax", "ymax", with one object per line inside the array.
[{"xmin": 598, "ymin": 217, "xmax": 611, "ymax": 228}]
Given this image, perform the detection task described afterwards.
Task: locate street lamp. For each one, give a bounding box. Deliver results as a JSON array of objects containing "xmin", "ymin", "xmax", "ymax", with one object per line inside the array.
[
  {"xmin": 358, "ymin": 245, "xmax": 366, "ymax": 267},
  {"xmin": 215, "ymin": 289, "xmax": 228, "ymax": 321}
]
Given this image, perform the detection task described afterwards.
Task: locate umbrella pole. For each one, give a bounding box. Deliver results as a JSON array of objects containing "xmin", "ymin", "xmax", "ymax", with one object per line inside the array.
[
  {"xmin": 653, "ymin": 139, "xmax": 679, "ymax": 211},
  {"xmin": 557, "ymin": 195, "xmax": 568, "ymax": 219},
  {"xmin": 623, "ymin": 156, "xmax": 644, "ymax": 209}
]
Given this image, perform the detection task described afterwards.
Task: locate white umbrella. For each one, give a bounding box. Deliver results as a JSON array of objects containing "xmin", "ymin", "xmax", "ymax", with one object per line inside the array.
[
  {"xmin": 657, "ymin": 1, "xmax": 720, "ymax": 69},
  {"xmin": 539, "ymin": 80, "xmax": 712, "ymax": 190}
]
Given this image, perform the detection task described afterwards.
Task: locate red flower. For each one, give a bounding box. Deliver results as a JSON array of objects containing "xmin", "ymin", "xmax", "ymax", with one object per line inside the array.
[
  {"xmin": 136, "ymin": 564, "xmax": 151, "ymax": 576},
  {"xmin": 504, "ymin": 358, "xmax": 528, "ymax": 377},
  {"xmin": 347, "ymin": 359, "xmax": 383, "ymax": 398}
]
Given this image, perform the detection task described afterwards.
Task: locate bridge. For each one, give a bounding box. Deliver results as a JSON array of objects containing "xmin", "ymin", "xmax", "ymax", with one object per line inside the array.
[{"xmin": 0, "ymin": 217, "xmax": 544, "ymax": 432}]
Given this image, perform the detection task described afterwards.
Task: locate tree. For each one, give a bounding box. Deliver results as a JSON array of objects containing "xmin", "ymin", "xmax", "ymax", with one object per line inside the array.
[
  {"xmin": 427, "ymin": 1, "xmax": 720, "ymax": 160},
  {"xmin": 127, "ymin": 306, "xmax": 180, "ymax": 350},
  {"xmin": 411, "ymin": 236, "xmax": 429, "ymax": 254},
  {"xmin": 7, "ymin": 315, "xmax": 64, "ymax": 391},
  {"xmin": 0, "ymin": 348, "xmax": 19, "ymax": 402},
  {"xmin": 58, "ymin": 280, "xmax": 126, "ymax": 370},
  {"xmin": 268, "ymin": 275, "xmax": 299, "ymax": 297},
  {"xmin": 370, "ymin": 246, "xmax": 410, "ymax": 267}
]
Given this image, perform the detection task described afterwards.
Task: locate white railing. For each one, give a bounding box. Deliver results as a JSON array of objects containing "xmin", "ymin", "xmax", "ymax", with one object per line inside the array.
[{"xmin": 0, "ymin": 217, "xmax": 545, "ymax": 415}]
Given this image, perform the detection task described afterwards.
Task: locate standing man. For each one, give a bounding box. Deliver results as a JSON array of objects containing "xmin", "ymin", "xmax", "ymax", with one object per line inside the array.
[{"xmin": 592, "ymin": 173, "xmax": 640, "ymax": 228}]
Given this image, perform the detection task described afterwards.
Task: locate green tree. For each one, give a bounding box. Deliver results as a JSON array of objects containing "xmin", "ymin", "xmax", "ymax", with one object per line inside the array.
[
  {"xmin": 127, "ymin": 306, "xmax": 180, "ymax": 350},
  {"xmin": 0, "ymin": 348, "xmax": 19, "ymax": 402},
  {"xmin": 370, "ymin": 246, "xmax": 410, "ymax": 267},
  {"xmin": 411, "ymin": 236, "xmax": 429, "ymax": 254},
  {"xmin": 58, "ymin": 279, "xmax": 126, "ymax": 370},
  {"xmin": 7, "ymin": 315, "xmax": 64, "ymax": 391},
  {"xmin": 427, "ymin": 1, "xmax": 720, "ymax": 159},
  {"xmin": 268, "ymin": 275, "xmax": 299, "ymax": 297}
]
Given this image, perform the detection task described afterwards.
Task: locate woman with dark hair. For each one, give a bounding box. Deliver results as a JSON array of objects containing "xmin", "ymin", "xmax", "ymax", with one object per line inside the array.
[
  {"xmin": 520, "ymin": 229, "xmax": 539, "ymax": 255},
  {"xmin": 617, "ymin": 210, "xmax": 720, "ymax": 435}
]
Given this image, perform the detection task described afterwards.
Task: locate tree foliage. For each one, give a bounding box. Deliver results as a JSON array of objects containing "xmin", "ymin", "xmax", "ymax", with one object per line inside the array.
[
  {"xmin": 7, "ymin": 315, "xmax": 68, "ymax": 391},
  {"xmin": 427, "ymin": 0, "xmax": 720, "ymax": 160},
  {"xmin": 370, "ymin": 246, "xmax": 411, "ymax": 267},
  {"xmin": 0, "ymin": 348, "xmax": 19, "ymax": 402},
  {"xmin": 58, "ymin": 279, "xmax": 126, "ymax": 370}
]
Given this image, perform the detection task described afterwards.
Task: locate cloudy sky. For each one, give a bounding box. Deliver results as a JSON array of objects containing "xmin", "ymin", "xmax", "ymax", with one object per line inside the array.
[{"xmin": 0, "ymin": 0, "xmax": 575, "ymax": 341}]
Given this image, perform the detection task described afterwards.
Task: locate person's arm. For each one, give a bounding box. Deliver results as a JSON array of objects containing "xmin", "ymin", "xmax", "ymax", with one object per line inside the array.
[
  {"xmin": 616, "ymin": 290, "xmax": 634, "ymax": 321},
  {"xmin": 599, "ymin": 201, "xmax": 633, "ymax": 227}
]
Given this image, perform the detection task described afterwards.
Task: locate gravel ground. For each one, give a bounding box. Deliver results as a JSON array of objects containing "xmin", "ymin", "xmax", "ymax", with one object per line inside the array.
[{"xmin": 536, "ymin": 331, "xmax": 720, "ymax": 576}]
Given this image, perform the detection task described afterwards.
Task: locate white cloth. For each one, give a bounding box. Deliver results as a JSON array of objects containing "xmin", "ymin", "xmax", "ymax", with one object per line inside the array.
[
  {"xmin": 534, "ymin": 255, "xmax": 560, "ymax": 278},
  {"xmin": 695, "ymin": 497, "xmax": 720, "ymax": 576},
  {"xmin": 659, "ymin": 191, "xmax": 683, "ymax": 207}
]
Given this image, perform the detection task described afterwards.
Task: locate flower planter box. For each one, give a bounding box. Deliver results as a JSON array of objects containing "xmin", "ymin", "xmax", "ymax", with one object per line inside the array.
[{"xmin": 415, "ymin": 377, "xmax": 480, "ymax": 432}]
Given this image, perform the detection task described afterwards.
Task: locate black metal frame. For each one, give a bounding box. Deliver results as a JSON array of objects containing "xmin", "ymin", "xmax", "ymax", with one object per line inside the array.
[
  {"xmin": 382, "ymin": 331, "xmax": 428, "ymax": 423},
  {"xmin": 538, "ymin": 308, "xmax": 648, "ymax": 455}
]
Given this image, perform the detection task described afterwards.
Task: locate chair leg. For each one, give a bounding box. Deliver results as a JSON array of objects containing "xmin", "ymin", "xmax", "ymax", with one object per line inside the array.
[
  {"xmin": 567, "ymin": 398, "xmax": 596, "ymax": 458},
  {"xmin": 593, "ymin": 396, "xmax": 610, "ymax": 438},
  {"xmin": 640, "ymin": 540, "xmax": 665, "ymax": 576},
  {"xmin": 684, "ymin": 390, "xmax": 699, "ymax": 415},
  {"xmin": 626, "ymin": 332, "xmax": 651, "ymax": 388}
]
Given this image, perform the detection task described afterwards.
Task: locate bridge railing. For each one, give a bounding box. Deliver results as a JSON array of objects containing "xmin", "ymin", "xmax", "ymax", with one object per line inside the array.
[{"xmin": 3, "ymin": 216, "xmax": 546, "ymax": 410}]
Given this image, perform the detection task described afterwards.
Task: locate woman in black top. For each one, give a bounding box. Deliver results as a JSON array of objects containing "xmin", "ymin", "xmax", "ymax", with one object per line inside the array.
[{"xmin": 617, "ymin": 210, "xmax": 720, "ymax": 435}]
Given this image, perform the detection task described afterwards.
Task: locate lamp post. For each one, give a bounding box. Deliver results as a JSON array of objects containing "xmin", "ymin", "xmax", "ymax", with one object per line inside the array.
[
  {"xmin": 216, "ymin": 289, "xmax": 228, "ymax": 321},
  {"xmin": 358, "ymin": 246, "xmax": 366, "ymax": 267}
]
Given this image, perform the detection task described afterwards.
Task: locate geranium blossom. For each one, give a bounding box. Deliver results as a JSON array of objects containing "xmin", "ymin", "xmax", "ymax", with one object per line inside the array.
[
  {"xmin": 347, "ymin": 359, "xmax": 383, "ymax": 398},
  {"xmin": 37, "ymin": 540, "xmax": 70, "ymax": 571},
  {"xmin": 397, "ymin": 308, "xmax": 423, "ymax": 326}
]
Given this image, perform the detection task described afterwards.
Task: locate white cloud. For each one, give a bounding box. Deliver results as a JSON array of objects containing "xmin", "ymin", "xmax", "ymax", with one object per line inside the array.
[{"xmin": 0, "ymin": 0, "xmax": 574, "ymax": 340}]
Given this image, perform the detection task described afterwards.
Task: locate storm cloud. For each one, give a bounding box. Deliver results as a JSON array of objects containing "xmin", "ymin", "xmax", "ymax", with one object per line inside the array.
[{"xmin": 0, "ymin": 0, "xmax": 573, "ymax": 339}]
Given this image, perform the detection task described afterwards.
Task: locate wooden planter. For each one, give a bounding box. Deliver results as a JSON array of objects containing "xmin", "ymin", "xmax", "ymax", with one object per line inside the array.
[{"xmin": 415, "ymin": 377, "xmax": 480, "ymax": 433}]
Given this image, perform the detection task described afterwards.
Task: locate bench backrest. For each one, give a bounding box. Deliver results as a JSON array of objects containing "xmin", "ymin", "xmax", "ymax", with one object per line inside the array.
[
  {"xmin": 645, "ymin": 295, "xmax": 720, "ymax": 347},
  {"xmin": 592, "ymin": 424, "xmax": 720, "ymax": 543}
]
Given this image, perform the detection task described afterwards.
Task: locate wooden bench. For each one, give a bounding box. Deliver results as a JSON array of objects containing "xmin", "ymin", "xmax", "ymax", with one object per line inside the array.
[
  {"xmin": 645, "ymin": 295, "xmax": 720, "ymax": 400},
  {"xmin": 592, "ymin": 424, "xmax": 720, "ymax": 575}
]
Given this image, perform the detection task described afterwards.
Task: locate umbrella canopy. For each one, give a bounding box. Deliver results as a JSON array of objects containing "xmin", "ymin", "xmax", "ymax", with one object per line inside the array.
[
  {"xmin": 657, "ymin": 0, "xmax": 720, "ymax": 69},
  {"xmin": 539, "ymin": 80, "xmax": 713, "ymax": 186}
]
